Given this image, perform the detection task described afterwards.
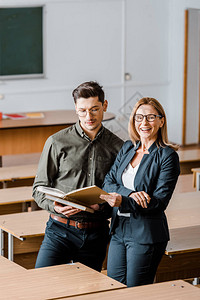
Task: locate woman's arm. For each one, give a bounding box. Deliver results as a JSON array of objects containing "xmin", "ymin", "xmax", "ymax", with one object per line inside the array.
[{"xmin": 120, "ymin": 150, "xmax": 180, "ymax": 214}]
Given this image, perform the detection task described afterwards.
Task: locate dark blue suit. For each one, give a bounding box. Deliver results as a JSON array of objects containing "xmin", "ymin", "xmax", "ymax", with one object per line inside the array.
[{"xmin": 103, "ymin": 140, "xmax": 180, "ymax": 286}]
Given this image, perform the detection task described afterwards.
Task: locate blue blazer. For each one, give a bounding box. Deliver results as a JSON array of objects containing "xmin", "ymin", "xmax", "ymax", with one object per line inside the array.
[{"xmin": 102, "ymin": 140, "xmax": 180, "ymax": 244}]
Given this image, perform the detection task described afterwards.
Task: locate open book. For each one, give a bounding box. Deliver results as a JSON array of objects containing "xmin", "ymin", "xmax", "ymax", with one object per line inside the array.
[{"xmin": 37, "ymin": 185, "xmax": 108, "ymax": 213}]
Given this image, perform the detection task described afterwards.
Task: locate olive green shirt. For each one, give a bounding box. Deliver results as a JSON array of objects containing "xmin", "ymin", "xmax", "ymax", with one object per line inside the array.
[{"xmin": 33, "ymin": 121, "xmax": 123, "ymax": 221}]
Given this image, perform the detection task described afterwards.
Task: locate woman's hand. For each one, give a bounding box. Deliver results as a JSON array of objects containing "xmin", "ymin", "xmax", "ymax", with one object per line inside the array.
[
  {"xmin": 54, "ymin": 202, "xmax": 81, "ymax": 217},
  {"xmin": 100, "ymin": 193, "xmax": 122, "ymax": 207},
  {"xmin": 90, "ymin": 204, "xmax": 100, "ymax": 211},
  {"xmin": 129, "ymin": 191, "xmax": 151, "ymax": 208}
]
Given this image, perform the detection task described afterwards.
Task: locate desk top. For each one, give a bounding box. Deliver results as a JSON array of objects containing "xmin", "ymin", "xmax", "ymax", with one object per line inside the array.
[
  {"xmin": 166, "ymin": 191, "xmax": 200, "ymax": 229},
  {"xmin": 167, "ymin": 191, "xmax": 200, "ymax": 210},
  {"xmin": 178, "ymin": 148, "xmax": 200, "ymax": 163},
  {"xmin": 0, "ymin": 210, "xmax": 48, "ymax": 239},
  {"xmin": 0, "ymin": 110, "xmax": 115, "ymax": 129},
  {"xmin": 0, "ymin": 164, "xmax": 38, "ymax": 182},
  {"xmin": 166, "ymin": 226, "xmax": 200, "ymax": 255},
  {"xmin": 166, "ymin": 207, "xmax": 200, "ymax": 229},
  {"xmin": 0, "ymin": 255, "xmax": 26, "ymax": 275},
  {"xmin": 0, "ymin": 186, "xmax": 33, "ymax": 205},
  {"xmin": 174, "ymin": 174, "xmax": 195, "ymax": 193},
  {"xmin": 60, "ymin": 280, "xmax": 200, "ymax": 300},
  {"xmin": 0, "ymin": 262, "xmax": 125, "ymax": 300}
]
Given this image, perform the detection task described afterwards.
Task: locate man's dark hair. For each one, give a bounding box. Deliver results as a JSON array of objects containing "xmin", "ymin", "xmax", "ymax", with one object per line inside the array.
[{"xmin": 72, "ymin": 81, "xmax": 105, "ymax": 104}]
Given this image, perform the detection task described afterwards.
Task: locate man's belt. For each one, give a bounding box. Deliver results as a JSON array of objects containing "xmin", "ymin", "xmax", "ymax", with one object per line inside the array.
[{"xmin": 51, "ymin": 214, "xmax": 103, "ymax": 229}]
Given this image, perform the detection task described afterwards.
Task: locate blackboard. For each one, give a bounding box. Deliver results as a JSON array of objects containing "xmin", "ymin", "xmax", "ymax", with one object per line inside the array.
[{"xmin": 0, "ymin": 7, "xmax": 43, "ymax": 77}]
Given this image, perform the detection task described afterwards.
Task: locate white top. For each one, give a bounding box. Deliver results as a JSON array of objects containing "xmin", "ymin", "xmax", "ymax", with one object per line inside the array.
[{"xmin": 117, "ymin": 163, "xmax": 140, "ymax": 217}]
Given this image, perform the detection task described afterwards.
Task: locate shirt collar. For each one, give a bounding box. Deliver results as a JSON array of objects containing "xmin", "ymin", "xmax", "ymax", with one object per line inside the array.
[{"xmin": 75, "ymin": 121, "xmax": 104, "ymax": 141}]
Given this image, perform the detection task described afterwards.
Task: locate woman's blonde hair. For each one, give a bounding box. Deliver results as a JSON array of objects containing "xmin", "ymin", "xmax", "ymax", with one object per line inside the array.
[{"xmin": 128, "ymin": 97, "xmax": 179, "ymax": 151}]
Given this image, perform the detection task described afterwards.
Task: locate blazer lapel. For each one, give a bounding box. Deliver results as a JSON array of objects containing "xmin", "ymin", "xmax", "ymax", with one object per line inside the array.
[{"xmin": 134, "ymin": 142, "xmax": 158, "ymax": 190}]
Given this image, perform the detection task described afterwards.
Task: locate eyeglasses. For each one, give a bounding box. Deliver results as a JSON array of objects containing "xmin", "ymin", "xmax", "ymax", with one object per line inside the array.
[
  {"xmin": 76, "ymin": 107, "xmax": 102, "ymax": 117},
  {"xmin": 134, "ymin": 114, "xmax": 163, "ymax": 122}
]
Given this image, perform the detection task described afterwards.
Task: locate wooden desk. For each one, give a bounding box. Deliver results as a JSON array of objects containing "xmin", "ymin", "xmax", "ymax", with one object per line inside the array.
[
  {"xmin": 0, "ymin": 262, "xmax": 125, "ymax": 300},
  {"xmin": 0, "ymin": 210, "xmax": 48, "ymax": 268},
  {"xmin": 156, "ymin": 192, "xmax": 200, "ymax": 282},
  {"xmin": 0, "ymin": 255, "xmax": 26, "ymax": 275},
  {"xmin": 0, "ymin": 164, "xmax": 38, "ymax": 188},
  {"xmin": 0, "ymin": 110, "xmax": 115, "ymax": 156},
  {"xmin": 2, "ymin": 152, "xmax": 41, "ymax": 167},
  {"xmin": 166, "ymin": 226, "xmax": 200, "ymax": 255},
  {"xmin": 0, "ymin": 186, "xmax": 34, "ymax": 215},
  {"xmin": 60, "ymin": 280, "xmax": 200, "ymax": 300},
  {"xmin": 178, "ymin": 149, "xmax": 200, "ymax": 174},
  {"xmin": 191, "ymin": 168, "xmax": 200, "ymax": 190},
  {"xmin": 166, "ymin": 191, "xmax": 200, "ymax": 229},
  {"xmin": 156, "ymin": 226, "xmax": 200, "ymax": 282}
]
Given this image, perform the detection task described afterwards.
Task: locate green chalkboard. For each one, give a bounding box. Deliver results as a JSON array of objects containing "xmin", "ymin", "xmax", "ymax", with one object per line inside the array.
[{"xmin": 0, "ymin": 7, "xmax": 43, "ymax": 77}]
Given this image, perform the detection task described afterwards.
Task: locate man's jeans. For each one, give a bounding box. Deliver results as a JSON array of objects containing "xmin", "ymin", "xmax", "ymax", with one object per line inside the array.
[{"xmin": 35, "ymin": 216, "xmax": 109, "ymax": 271}]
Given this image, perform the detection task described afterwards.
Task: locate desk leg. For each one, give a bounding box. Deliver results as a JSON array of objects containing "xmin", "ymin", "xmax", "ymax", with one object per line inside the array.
[
  {"xmin": 8, "ymin": 233, "xmax": 13, "ymax": 261},
  {"xmin": 196, "ymin": 173, "xmax": 200, "ymax": 191},
  {"xmin": 0, "ymin": 229, "xmax": 4, "ymax": 256},
  {"xmin": 2, "ymin": 181, "xmax": 8, "ymax": 189},
  {"xmin": 193, "ymin": 277, "xmax": 200, "ymax": 285}
]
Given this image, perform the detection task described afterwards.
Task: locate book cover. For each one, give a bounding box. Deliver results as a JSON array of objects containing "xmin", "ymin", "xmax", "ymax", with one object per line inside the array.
[
  {"xmin": 37, "ymin": 185, "xmax": 108, "ymax": 213},
  {"xmin": 3, "ymin": 113, "xmax": 27, "ymax": 120},
  {"xmin": 25, "ymin": 112, "xmax": 44, "ymax": 118}
]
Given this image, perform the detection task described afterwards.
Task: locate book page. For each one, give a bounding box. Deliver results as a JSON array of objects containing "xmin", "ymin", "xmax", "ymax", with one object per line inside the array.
[
  {"xmin": 37, "ymin": 185, "xmax": 108, "ymax": 207},
  {"xmin": 37, "ymin": 186, "xmax": 66, "ymax": 198},
  {"xmin": 65, "ymin": 185, "xmax": 107, "ymax": 205},
  {"xmin": 46, "ymin": 195, "xmax": 94, "ymax": 213}
]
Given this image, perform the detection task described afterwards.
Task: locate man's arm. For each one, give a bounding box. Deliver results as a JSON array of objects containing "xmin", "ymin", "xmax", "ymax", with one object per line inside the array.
[
  {"xmin": 33, "ymin": 136, "xmax": 87, "ymax": 217},
  {"xmin": 32, "ymin": 136, "xmax": 59, "ymax": 213}
]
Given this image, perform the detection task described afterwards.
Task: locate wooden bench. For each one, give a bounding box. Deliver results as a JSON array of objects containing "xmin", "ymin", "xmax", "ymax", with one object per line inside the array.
[
  {"xmin": 0, "ymin": 164, "xmax": 38, "ymax": 188},
  {"xmin": 0, "ymin": 186, "xmax": 34, "ymax": 215}
]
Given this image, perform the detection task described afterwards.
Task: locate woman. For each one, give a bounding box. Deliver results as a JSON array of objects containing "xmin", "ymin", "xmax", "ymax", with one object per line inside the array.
[{"xmin": 100, "ymin": 97, "xmax": 180, "ymax": 287}]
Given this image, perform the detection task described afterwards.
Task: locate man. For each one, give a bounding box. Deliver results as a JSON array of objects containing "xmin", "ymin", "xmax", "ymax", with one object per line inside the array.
[{"xmin": 33, "ymin": 81, "xmax": 123, "ymax": 271}]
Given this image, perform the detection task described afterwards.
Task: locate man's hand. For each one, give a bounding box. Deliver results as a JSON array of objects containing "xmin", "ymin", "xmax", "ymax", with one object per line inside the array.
[
  {"xmin": 100, "ymin": 192, "xmax": 122, "ymax": 207},
  {"xmin": 129, "ymin": 191, "xmax": 151, "ymax": 208},
  {"xmin": 54, "ymin": 202, "xmax": 81, "ymax": 217}
]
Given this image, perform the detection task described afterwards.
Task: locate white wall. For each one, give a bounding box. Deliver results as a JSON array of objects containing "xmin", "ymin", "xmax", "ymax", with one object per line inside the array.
[
  {"xmin": 168, "ymin": 0, "xmax": 200, "ymax": 144},
  {"xmin": 119, "ymin": 0, "xmax": 170, "ymax": 141},
  {"xmin": 0, "ymin": 0, "xmax": 124, "ymax": 114},
  {"xmin": 186, "ymin": 8, "xmax": 200, "ymax": 144},
  {"xmin": 0, "ymin": 0, "xmax": 198, "ymax": 144}
]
